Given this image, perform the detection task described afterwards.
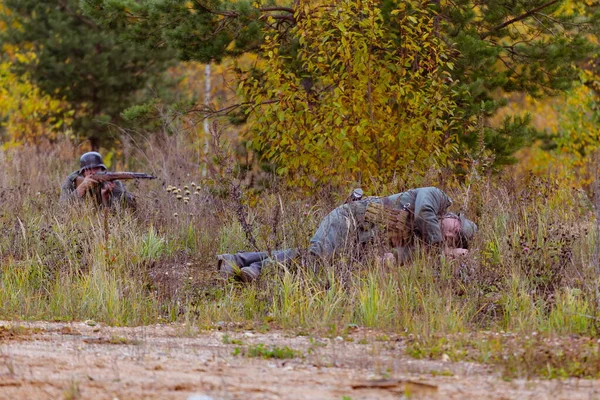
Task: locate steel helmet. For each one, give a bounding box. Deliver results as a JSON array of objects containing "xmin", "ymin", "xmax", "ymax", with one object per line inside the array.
[{"xmin": 79, "ymin": 151, "xmax": 107, "ymax": 173}]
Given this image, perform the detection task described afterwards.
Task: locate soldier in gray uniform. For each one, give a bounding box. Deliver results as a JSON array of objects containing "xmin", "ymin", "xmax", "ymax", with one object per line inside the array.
[
  {"xmin": 218, "ymin": 186, "xmax": 477, "ymax": 282},
  {"xmin": 60, "ymin": 151, "xmax": 136, "ymax": 209}
]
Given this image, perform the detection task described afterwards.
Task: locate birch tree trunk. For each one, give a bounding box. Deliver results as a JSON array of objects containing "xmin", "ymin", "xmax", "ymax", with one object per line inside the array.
[{"xmin": 202, "ymin": 62, "xmax": 211, "ymax": 176}]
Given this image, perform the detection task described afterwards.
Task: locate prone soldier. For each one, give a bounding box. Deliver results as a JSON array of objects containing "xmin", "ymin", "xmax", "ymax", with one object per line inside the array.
[{"xmin": 217, "ymin": 186, "xmax": 477, "ymax": 282}]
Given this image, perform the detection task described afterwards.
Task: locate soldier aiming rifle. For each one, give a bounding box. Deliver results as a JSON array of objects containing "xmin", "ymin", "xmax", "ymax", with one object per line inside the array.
[{"xmin": 60, "ymin": 151, "xmax": 155, "ymax": 209}]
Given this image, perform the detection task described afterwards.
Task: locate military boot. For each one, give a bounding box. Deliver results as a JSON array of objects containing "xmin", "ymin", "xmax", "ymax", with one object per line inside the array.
[
  {"xmin": 217, "ymin": 254, "xmax": 238, "ymax": 279},
  {"xmin": 240, "ymin": 264, "xmax": 261, "ymax": 283}
]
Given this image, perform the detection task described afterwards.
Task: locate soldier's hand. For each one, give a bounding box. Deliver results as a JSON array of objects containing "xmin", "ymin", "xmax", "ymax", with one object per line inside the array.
[
  {"xmin": 444, "ymin": 247, "xmax": 469, "ymax": 258},
  {"xmin": 76, "ymin": 176, "xmax": 99, "ymax": 197},
  {"xmin": 101, "ymin": 181, "xmax": 116, "ymax": 204},
  {"xmin": 376, "ymin": 252, "xmax": 396, "ymax": 267}
]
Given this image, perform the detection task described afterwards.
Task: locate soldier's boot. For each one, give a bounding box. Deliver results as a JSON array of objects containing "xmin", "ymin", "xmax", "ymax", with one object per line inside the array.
[
  {"xmin": 217, "ymin": 254, "xmax": 238, "ymax": 278},
  {"xmin": 219, "ymin": 250, "xmax": 298, "ymax": 282},
  {"xmin": 217, "ymin": 252, "xmax": 269, "ymax": 279},
  {"xmin": 239, "ymin": 249, "xmax": 297, "ymax": 282},
  {"xmin": 240, "ymin": 263, "xmax": 261, "ymax": 283}
]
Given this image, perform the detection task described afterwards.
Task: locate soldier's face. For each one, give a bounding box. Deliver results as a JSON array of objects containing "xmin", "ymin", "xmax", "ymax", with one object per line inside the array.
[
  {"xmin": 441, "ymin": 217, "xmax": 461, "ymax": 245},
  {"xmin": 83, "ymin": 167, "xmax": 104, "ymax": 177}
]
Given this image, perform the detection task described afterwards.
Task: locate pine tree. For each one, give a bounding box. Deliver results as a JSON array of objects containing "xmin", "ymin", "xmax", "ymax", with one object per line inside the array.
[
  {"xmin": 0, "ymin": 0, "xmax": 176, "ymax": 148},
  {"xmin": 81, "ymin": 0, "xmax": 269, "ymax": 63},
  {"xmin": 432, "ymin": 0, "xmax": 599, "ymax": 167}
]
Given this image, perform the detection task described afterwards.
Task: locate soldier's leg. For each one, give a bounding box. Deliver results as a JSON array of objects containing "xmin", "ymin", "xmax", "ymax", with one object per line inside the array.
[
  {"xmin": 218, "ymin": 249, "xmax": 299, "ymax": 280},
  {"xmin": 217, "ymin": 251, "xmax": 270, "ymax": 278},
  {"xmin": 240, "ymin": 249, "xmax": 299, "ymax": 282},
  {"xmin": 392, "ymin": 245, "xmax": 414, "ymax": 265}
]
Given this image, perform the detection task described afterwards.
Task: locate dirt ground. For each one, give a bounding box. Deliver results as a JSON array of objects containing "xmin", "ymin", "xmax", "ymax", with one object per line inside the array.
[{"xmin": 0, "ymin": 321, "xmax": 599, "ymax": 400}]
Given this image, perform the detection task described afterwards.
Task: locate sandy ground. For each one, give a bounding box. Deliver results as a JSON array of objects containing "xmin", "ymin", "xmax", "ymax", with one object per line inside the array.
[{"xmin": 0, "ymin": 321, "xmax": 599, "ymax": 400}]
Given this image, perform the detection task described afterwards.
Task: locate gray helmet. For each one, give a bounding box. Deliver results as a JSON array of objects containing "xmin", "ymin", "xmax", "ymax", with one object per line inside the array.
[
  {"xmin": 79, "ymin": 151, "xmax": 107, "ymax": 173},
  {"xmin": 458, "ymin": 213, "xmax": 477, "ymax": 241},
  {"xmin": 443, "ymin": 212, "xmax": 478, "ymax": 248}
]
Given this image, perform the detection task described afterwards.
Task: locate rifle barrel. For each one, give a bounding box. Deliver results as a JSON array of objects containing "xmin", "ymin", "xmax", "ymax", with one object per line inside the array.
[{"xmin": 90, "ymin": 172, "xmax": 156, "ymax": 182}]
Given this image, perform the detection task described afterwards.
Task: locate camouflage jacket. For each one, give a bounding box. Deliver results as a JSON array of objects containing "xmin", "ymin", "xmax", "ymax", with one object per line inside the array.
[
  {"xmin": 308, "ymin": 186, "xmax": 452, "ymax": 258},
  {"xmin": 60, "ymin": 170, "xmax": 136, "ymax": 210}
]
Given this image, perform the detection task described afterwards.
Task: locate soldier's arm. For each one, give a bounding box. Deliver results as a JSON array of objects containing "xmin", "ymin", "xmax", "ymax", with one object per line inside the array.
[
  {"xmin": 110, "ymin": 180, "xmax": 137, "ymax": 210},
  {"xmin": 412, "ymin": 187, "xmax": 452, "ymax": 245},
  {"xmin": 59, "ymin": 172, "xmax": 82, "ymax": 203},
  {"xmin": 308, "ymin": 202, "xmax": 364, "ymax": 258}
]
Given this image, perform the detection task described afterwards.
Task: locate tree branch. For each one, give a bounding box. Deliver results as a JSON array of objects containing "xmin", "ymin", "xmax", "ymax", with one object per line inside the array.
[
  {"xmin": 192, "ymin": 0, "xmax": 239, "ymax": 17},
  {"xmin": 186, "ymin": 99, "xmax": 280, "ymax": 118},
  {"xmin": 480, "ymin": 0, "xmax": 560, "ymax": 39},
  {"xmin": 260, "ymin": 7, "xmax": 294, "ymax": 13},
  {"xmin": 59, "ymin": 0, "xmax": 98, "ymax": 30},
  {"xmin": 259, "ymin": 14, "xmax": 296, "ymax": 23}
]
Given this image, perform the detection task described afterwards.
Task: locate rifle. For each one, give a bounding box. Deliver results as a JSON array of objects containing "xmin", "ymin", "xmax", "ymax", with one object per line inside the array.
[
  {"xmin": 87, "ymin": 171, "xmax": 156, "ymax": 183},
  {"xmin": 74, "ymin": 171, "xmax": 156, "ymax": 189}
]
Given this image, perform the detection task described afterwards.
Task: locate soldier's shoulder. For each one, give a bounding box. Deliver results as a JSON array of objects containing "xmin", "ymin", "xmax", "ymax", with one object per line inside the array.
[
  {"xmin": 61, "ymin": 170, "xmax": 81, "ymax": 188},
  {"xmin": 415, "ymin": 186, "xmax": 441, "ymax": 192},
  {"xmin": 65, "ymin": 170, "xmax": 81, "ymax": 181},
  {"xmin": 415, "ymin": 186, "xmax": 449, "ymax": 197}
]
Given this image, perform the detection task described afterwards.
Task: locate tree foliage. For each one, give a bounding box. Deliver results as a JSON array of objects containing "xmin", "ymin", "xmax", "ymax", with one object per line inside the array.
[
  {"xmin": 239, "ymin": 0, "xmax": 460, "ymax": 187},
  {"xmin": 81, "ymin": 0, "xmax": 267, "ymax": 63},
  {"xmin": 545, "ymin": 69, "xmax": 600, "ymax": 187},
  {"xmin": 429, "ymin": 0, "xmax": 600, "ymax": 167},
  {"xmin": 510, "ymin": 68, "xmax": 600, "ymax": 186},
  {"xmin": 0, "ymin": 3, "xmax": 72, "ymax": 146},
  {"xmin": 85, "ymin": 0, "xmax": 600, "ymax": 181},
  {"xmin": 0, "ymin": 51, "xmax": 73, "ymax": 146},
  {"xmin": 0, "ymin": 0, "xmax": 175, "ymax": 148}
]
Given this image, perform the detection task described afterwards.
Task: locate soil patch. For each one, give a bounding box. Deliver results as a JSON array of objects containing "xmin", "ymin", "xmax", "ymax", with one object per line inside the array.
[
  {"xmin": 0, "ymin": 321, "xmax": 598, "ymax": 400},
  {"xmin": 0, "ymin": 325, "xmax": 39, "ymax": 342}
]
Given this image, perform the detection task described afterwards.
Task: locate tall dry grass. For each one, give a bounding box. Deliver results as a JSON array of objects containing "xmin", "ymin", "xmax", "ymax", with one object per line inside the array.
[{"xmin": 0, "ymin": 135, "xmax": 597, "ymax": 348}]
